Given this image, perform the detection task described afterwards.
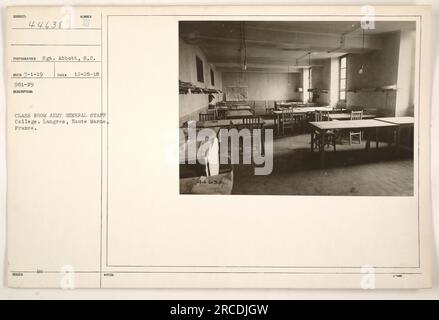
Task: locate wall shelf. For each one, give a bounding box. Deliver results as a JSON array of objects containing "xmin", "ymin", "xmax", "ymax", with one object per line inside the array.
[
  {"xmin": 347, "ymin": 85, "xmax": 398, "ymax": 93},
  {"xmin": 308, "ymin": 88, "xmax": 329, "ymax": 94},
  {"xmin": 179, "ymin": 80, "xmax": 222, "ymax": 95}
]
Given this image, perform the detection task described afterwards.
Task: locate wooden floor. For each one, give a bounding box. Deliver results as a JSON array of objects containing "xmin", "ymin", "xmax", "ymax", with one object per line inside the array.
[{"xmin": 232, "ymin": 133, "xmax": 414, "ymax": 196}]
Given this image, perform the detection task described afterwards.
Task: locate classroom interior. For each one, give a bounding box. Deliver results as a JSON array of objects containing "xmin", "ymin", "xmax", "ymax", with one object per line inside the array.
[{"xmin": 179, "ymin": 21, "xmax": 416, "ymax": 196}]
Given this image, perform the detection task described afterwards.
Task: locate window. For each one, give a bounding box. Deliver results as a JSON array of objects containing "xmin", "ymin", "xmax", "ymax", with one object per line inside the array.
[
  {"xmin": 196, "ymin": 56, "xmax": 204, "ymax": 83},
  {"xmin": 339, "ymin": 56, "xmax": 347, "ymax": 101},
  {"xmin": 302, "ymin": 68, "xmax": 310, "ymax": 102},
  {"xmin": 210, "ymin": 69, "xmax": 215, "ymax": 86},
  {"xmin": 307, "ymin": 68, "xmax": 313, "ymax": 102}
]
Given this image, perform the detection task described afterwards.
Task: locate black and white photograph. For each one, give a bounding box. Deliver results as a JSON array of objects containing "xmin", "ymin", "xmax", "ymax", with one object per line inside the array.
[{"xmin": 179, "ymin": 20, "xmax": 416, "ymax": 196}]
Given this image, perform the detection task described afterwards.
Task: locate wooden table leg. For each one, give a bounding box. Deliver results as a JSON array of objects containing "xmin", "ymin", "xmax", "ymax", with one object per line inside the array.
[
  {"xmin": 365, "ymin": 129, "xmax": 371, "ymax": 150},
  {"xmin": 376, "ymin": 128, "xmax": 379, "ymax": 149},
  {"xmin": 391, "ymin": 128, "xmax": 396, "ymax": 148},
  {"xmin": 311, "ymin": 130, "xmax": 315, "ymax": 152},
  {"xmin": 276, "ymin": 115, "xmax": 280, "ymax": 135},
  {"xmin": 261, "ymin": 126, "xmax": 265, "ymax": 156},
  {"xmin": 320, "ymin": 130, "xmax": 326, "ymax": 167}
]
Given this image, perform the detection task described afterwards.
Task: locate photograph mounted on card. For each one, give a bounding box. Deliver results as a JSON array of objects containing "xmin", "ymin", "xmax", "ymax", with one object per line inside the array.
[{"xmin": 6, "ymin": 5, "xmax": 432, "ymax": 289}]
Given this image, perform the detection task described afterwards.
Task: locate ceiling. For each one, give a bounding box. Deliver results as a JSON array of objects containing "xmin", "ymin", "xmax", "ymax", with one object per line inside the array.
[{"xmin": 180, "ymin": 21, "xmax": 415, "ymax": 73}]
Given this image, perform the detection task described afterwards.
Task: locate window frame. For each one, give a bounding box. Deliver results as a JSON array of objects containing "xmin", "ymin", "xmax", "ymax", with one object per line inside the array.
[
  {"xmin": 308, "ymin": 67, "xmax": 313, "ymax": 102},
  {"xmin": 339, "ymin": 55, "xmax": 348, "ymax": 102},
  {"xmin": 196, "ymin": 56, "xmax": 204, "ymax": 83},
  {"xmin": 210, "ymin": 68, "xmax": 215, "ymax": 86}
]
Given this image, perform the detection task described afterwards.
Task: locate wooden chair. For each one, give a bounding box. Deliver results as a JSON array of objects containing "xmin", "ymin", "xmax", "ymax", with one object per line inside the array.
[
  {"xmin": 199, "ymin": 113, "xmax": 215, "ymax": 121},
  {"xmin": 237, "ymin": 116, "xmax": 265, "ymax": 155},
  {"xmin": 281, "ymin": 108, "xmax": 295, "ymax": 135},
  {"xmin": 242, "ymin": 115, "xmax": 262, "ymax": 127},
  {"xmin": 351, "ymin": 110, "xmax": 363, "ymax": 119},
  {"xmin": 239, "ymin": 116, "xmax": 264, "ymax": 138},
  {"xmin": 314, "ymin": 111, "xmax": 330, "ymax": 121},
  {"xmin": 312, "ymin": 111, "xmax": 336, "ymax": 151},
  {"xmin": 207, "ymin": 108, "xmax": 218, "ymax": 120},
  {"xmin": 349, "ymin": 110, "xmax": 363, "ymax": 144}
]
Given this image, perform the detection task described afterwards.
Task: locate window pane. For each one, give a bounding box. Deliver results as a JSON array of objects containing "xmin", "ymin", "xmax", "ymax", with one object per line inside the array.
[
  {"xmin": 339, "ymin": 56, "xmax": 347, "ymax": 101},
  {"xmin": 340, "ymin": 91, "xmax": 346, "ymax": 100},
  {"xmin": 340, "ymin": 80, "xmax": 346, "ymax": 90},
  {"xmin": 340, "ymin": 57, "xmax": 346, "ymax": 68},
  {"xmin": 210, "ymin": 69, "xmax": 215, "ymax": 86},
  {"xmin": 340, "ymin": 68, "xmax": 346, "ymax": 79}
]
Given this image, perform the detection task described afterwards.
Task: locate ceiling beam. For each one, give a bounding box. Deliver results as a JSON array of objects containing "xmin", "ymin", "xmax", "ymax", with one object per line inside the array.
[
  {"xmin": 207, "ymin": 54, "xmax": 344, "ymax": 66},
  {"xmin": 181, "ymin": 22, "xmax": 382, "ymax": 52},
  {"xmin": 216, "ymin": 62, "xmax": 323, "ymax": 73}
]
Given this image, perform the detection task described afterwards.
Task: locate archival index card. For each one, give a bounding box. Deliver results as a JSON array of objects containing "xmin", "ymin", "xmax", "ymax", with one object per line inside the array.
[{"xmin": 6, "ymin": 5, "xmax": 432, "ymax": 288}]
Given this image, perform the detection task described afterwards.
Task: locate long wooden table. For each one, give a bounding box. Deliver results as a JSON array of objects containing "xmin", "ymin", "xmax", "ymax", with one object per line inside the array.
[
  {"xmin": 328, "ymin": 113, "xmax": 376, "ymax": 121},
  {"xmin": 195, "ymin": 119, "xmax": 232, "ymax": 128},
  {"xmin": 308, "ymin": 119, "xmax": 398, "ymax": 166},
  {"xmin": 375, "ymin": 116, "xmax": 414, "ymax": 125},
  {"xmin": 226, "ymin": 109, "xmax": 254, "ymax": 119},
  {"xmin": 229, "ymin": 105, "xmax": 252, "ymax": 111},
  {"xmin": 375, "ymin": 117, "xmax": 414, "ymax": 151},
  {"xmin": 276, "ymin": 102, "xmax": 304, "ymax": 108}
]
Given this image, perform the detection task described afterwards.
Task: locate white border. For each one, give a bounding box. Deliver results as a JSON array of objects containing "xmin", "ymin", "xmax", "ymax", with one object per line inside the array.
[{"xmin": 0, "ymin": 0, "xmax": 438, "ymax": 299}]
